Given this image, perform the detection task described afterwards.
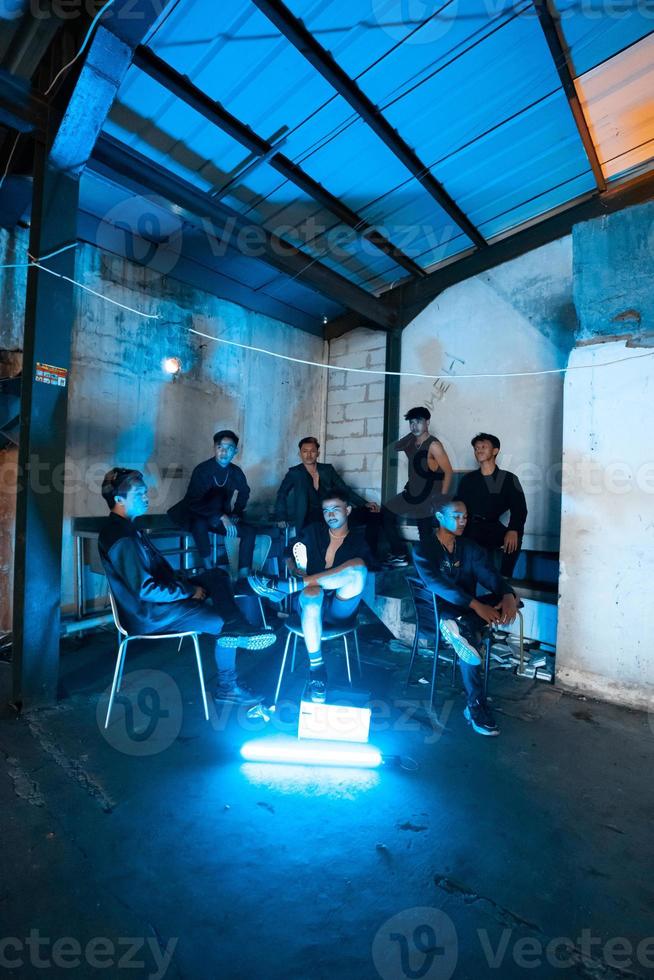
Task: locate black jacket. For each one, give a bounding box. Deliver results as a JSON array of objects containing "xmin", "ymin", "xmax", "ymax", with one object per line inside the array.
[
  {"xmin": 288, "ymin": 522, "xmax": 373, "ymax": 576},
  {"xmin": 274, "ymin": 462, "xmax": 366, "ymax": 529},
  {"xmin": 168, "ymin": 458, "xmax": 250, "ymax": 529},
  {"xmin": 98, "ymin": 513, "xmax": 194, "ymax": 633},
  {"xmin": 413, "ymin": 535, "xmax": 513, "ymax": 611},
  {"xmin": 457, "ymin": 466, "xmax": 527, "ymax": 534}
]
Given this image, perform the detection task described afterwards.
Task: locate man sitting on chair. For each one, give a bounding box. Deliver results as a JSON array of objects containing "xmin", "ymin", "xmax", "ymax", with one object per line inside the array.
[
  {"xmin": 99, "ymin": 468, "xmax": 275, "ymax": 706},
  {"xmin": 413, "ymin": 499, "xmax": 519, "ymax": 736},
  {"xmin": 249, "ymin": 490, "xmax": 372, "ymax": 703}
]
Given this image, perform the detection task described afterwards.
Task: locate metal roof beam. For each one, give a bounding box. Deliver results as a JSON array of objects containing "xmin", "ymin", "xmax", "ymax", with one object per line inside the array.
[
  {"xmin": 133, "ymin": 44, "xmax": 425, "ymax": 279},
  {"xmin": 90, "ymin": 134, "xmax": 396, "ymax": 329},
  {"xmin": 385, "ymin": 169, "xmax": 654, "ymax": 325},
  {"xmin": 250, "ymin": 0, "xmax": 487, "ymax": 249},
  {"xmin": 533, "ymin": 0, "xmax": 606, "ymax": 192}
]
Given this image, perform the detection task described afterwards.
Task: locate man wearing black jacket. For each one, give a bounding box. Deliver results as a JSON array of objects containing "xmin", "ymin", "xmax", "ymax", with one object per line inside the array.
[
  {"xmin": 274, "ymin": 436, "xmax": 381, "ymax": 546},
  {"xmin": 250, "ymin": 490, "xmax": 372, "ymax": 703},
  {"xmin": 457, "ymin": 433, "xmax": 527, "ymax": 577},
  {"xmin": 413, "ymin": 499, "xmax": 518, "ymax": 736},
  {"xmin": 168, "ymin": 430, "xmax": 256, "ymax": 579},
  {"xmin": 99, "ymin": 468, "xmax": 275, "ymax": 705}
]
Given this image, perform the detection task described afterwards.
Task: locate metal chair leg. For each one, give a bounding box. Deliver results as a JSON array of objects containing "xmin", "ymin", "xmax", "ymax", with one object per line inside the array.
[
  {"xmin": 291, "ymin": 633, "xmax": 298, "ymax": 672},
  {"xmin": 517, "ymin": 609, "xmax": 525, "ymax": 672},
  {"xmin": 191, "ymin": 634, "xmax": 209, "ymax": 721},
  {"xmin": 105, "ymin": 637, "xmax": 129, "ymax": 728},
  {"xmin": 116, "ymin": 636, "xmax": 129, "ymax": 693},
  {"xmin": 353, "ymin": 629, "xmax": 362, "ymax": 676},
  {"xmin": 177, "ymin": 636, "xmax": 184, "ymax": 652},
  {"xmin": 274, "ymin": 631, "xmax": 293, "ymax": 705},
  {"xmin": 405, "ymin": 626, "xmax": 420, "ymax": 691},
  {"xmin": 343, "ymin": 634, "xmax": 352, "ymax": 685},
  {"xmin": 429, "ymin": 628, "xmax": 440, "ymax": 711},
  {"xmin": 483, "ymin": 632, "xmax": 492, "ymax": 699},
  {"xmin": 257, "ymin": 597, "xmax": 268, "ymax": 629}
]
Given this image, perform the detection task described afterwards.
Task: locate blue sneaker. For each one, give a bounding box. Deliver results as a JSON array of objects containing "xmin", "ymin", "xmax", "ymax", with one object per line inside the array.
[{"xmin": 464, "ymin": 699, "xmax": 499, "ymax": 736}]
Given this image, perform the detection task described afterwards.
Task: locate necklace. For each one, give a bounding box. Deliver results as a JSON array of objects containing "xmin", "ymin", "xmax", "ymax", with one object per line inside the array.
[
  {"xmin": 329, "ymin": 528, "xmax": 348, "ymax": 539},
  {"xmin": 213, "ymin": 467, "xmax": 229, "ymax": 488}
]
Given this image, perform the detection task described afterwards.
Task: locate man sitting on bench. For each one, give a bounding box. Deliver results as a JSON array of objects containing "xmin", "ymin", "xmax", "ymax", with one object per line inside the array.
[
  {"xmin": 168, "ymin": 429, "xmax": 256, "ymax": 581},
  {"xmin": 248, "ymin": 490, "xmax": 372, "ymax": 703},
  {"xmin": 99, "ymin": 468, "xmax": 275, "ymax": 706},
  {"xmin": 413, "ymin": 499, "xmax": 519, "ymax": 736}
]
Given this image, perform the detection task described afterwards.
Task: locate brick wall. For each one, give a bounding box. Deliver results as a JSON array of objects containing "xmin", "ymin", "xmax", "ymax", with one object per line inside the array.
[{"xmin": 324, "ymin": 327, "xmax": 386, "ymax": 504}]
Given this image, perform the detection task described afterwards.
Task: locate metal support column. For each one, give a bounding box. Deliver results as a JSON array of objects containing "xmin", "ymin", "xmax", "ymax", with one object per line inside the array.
[
  {"xmin": 12, "ymin": 138, "xmax": 79, "ymax": 707},
  {"xmin": 381, "ymin": 328, "xmax": 402, "ymax": 503}
]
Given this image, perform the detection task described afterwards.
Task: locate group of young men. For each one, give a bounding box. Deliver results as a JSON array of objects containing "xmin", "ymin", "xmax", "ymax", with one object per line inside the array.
[{"xmin": 98, "ymin": 406, "xmax": 527, "ymax": 736}]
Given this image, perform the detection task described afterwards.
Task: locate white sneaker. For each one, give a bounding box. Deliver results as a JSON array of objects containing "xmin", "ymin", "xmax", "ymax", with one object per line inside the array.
[{"xmin": 440, "ymin": 619, "xmax": 482, "ymax": 665}]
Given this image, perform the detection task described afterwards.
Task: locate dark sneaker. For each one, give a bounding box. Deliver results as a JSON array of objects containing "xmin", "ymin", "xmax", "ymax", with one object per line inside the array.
[
  {"xmin": 217, "ymin": 626, "xmax": 276, "ymax": 651},
  {"xmin": 213, "ymin": 682, "xmax": 262, "ymax": 706},
  {"xmin": 306, "ymin": 676, "xmax": 327, "ymax": 704},
  {"xmin": 464, "ymin": 700, "xmax": 499, "ymax": 736},
  {"xmin": 440, "ymin": 619, "xmax": 482, "ymax": 665}
]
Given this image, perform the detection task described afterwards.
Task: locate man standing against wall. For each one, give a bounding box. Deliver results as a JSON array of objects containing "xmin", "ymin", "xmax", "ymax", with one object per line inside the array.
[
  {"xmin": 382, "ymin": 407, "xmax": 453, "ymax": 567},
  {"xmin": 457, "ymin": 433, "xmax": 527, "ymax": 577},
  {"xmin": 168, "ymin": 430, "xmax": 256, "ymax": 581}
]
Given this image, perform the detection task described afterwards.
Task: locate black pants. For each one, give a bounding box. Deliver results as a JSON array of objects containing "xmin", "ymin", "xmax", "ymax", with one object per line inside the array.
[
  {"xmin": 466, "ymin": 520, "xmax": 522, "ymax": 577},
  {"xmin": 438, "ymin": 592, "xmax": 501, "ymax": 705},
  {"xmin": 349, "ymin": 506, "xmax": 383, "ymax": 558},
  {"xmin": 189, "ymin": 514, "xmax": 256, "ymax": 568},
  {"xmin": 380, "ymin": 493, "xmax": 441, "ymax": 556},
  {"xmin": 162, "ymin": 569, "xmax": 246, "ymax": 672}
]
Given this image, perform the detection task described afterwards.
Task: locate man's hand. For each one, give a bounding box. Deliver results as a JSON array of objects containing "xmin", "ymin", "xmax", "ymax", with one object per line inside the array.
[
  {"xmin": 191, "ymin": 586, "xmax": 207, "ymax": 601},
  {"xmin": 366, "ymin": 501, "xmax": 381, "ymax": 513},
  {"xmin": 276, "ymin": 520, "xmax": 289, "ymax": 529},
  {"xmin": 503, "ymin": 530, "xmax": 519, "ymax": 554},
  {"xmin": 221, "ymin": 515, "xmax": 238, "ymax": 537},
  {"xmin": 470, "ymin": 598, "xmax": 502, "ymax": 625},
  {"xmin": 495, "ymin": 593, "xmax": 518, "ymax": 625},
  {"xmin": 286, "ymin": 559, "xmax": 302, "ymax": 578}
]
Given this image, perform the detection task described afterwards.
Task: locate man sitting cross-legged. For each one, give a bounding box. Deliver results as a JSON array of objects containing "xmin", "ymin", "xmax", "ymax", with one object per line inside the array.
[
  {"xmin": 413, "ymin": 499, "xmax": 519, "ymax": 736},
  {"xmin": 99, "ymin": 468, "xmax": 276, "ymax": 707},
  {"xmin": 248, "ymin": 491, "xmax": 373, "ymax": 703}
]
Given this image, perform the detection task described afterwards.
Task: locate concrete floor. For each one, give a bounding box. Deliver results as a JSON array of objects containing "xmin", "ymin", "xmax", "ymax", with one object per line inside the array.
[{"xmin": 1, "ymin": 621, "xmax": 653, "ymax": 980}]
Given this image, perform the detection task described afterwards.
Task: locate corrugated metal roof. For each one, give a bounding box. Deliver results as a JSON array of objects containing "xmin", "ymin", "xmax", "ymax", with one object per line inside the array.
[{"xmin": 82, "ymin": 0, "xmax": 654, "ymax": 322}]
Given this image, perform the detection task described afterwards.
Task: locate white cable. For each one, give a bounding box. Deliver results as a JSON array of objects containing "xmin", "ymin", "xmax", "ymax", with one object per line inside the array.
[
  {"xmin": 188, "ymin": 327, "xmax": 654, "ymax": 381},
  {"xmin": 0, "ymin": 132, "xmax": 21, "ymax": 192},
  {"xmin": 44, "ymin": 0, "xmax": 116, "ymax": 96},
  {"xmin": 30, "ymin": 261, "xmax": 161, "ymax": 319}
]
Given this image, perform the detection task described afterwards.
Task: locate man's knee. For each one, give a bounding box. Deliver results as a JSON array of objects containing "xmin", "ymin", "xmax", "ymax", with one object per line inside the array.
[
  {"xmin": 300, "ymin": 585, "xmax": 322, "ymax": 607},
  {"xmin": 346, "ymin": 561, "xmax": 367, "ymax": 592}
]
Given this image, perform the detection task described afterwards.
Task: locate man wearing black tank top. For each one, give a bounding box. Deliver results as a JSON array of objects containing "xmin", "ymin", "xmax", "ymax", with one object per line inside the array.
[{"xmin": 382, "ymin": 407, "xmax": 453, "ymax": 568}]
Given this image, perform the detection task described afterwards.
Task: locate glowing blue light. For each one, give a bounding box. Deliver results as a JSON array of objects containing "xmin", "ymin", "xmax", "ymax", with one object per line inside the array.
[{"xmin": 240, "ymin": 736, "xmax": 382, "ymax": 769}]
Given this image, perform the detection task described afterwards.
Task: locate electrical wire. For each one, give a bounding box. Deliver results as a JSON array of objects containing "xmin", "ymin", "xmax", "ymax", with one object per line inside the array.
[
  {"xmin": 0, "ymin": 132, "xmax": 21, "ymax": 193},
  {"xmin": 187, "ymin": 326, "xmax": 654, "ymax": 381},
  {"xmin": 43, "ymin": 0, "xmax": 116, "ymax": 96}
]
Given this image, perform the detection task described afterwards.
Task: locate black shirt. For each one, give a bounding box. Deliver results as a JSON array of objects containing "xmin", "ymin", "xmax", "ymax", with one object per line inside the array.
[
  {"xmin": 413, "ymin": 533, "xmax": 513, "ymax": 610},
  {"xmin": 168, "ymin": 458, "xmax": 250, "ymax": 528},
  {"xmin": 457, "ymin": 466, "xmax": 527, "ymax": 534},
  {"xmin": 288, "ymin": 522, "xmax": 374, "ymax": 576}
]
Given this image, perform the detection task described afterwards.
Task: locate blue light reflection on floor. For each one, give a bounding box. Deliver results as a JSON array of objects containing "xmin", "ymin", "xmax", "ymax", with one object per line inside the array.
[{"xmin": 240, "ymin": 762, "xmax": 380, "ymax": 799}]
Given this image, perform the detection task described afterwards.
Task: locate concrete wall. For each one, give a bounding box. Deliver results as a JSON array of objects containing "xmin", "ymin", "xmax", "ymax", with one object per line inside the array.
[
  {"xmin": 324, "ymin": 327, "xmax": 386, "ymax": 504},
  {"xmin": 0, "ymin": 231, "xmax": 328, "ymax": 619},
  {"xmin": 557, "ymin": 200, "xmax": 654, "ymax": 711},
  {"xmin": 398, "ymin": 237, "xmax": 576, "ymax": 550}
]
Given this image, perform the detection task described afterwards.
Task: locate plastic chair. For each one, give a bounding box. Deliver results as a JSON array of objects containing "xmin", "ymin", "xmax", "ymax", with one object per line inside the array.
[
  {"xmin": 274, "ymin": 614, "xmax": 361, "ymax": 705},
  {"xmin": 104, "ymin": 591, "xmax": 209, "ymax": 728},
  {"xmin": 404, "ymin": 576, "xmax": 493, "ymax": 710}
]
